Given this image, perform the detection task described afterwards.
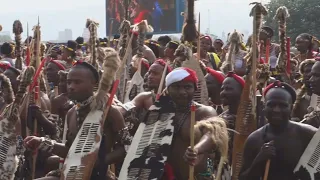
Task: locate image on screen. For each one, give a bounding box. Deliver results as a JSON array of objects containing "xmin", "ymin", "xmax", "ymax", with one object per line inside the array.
[{"xmin": 106, "ymin": 0, "xmax": 177, "ymax": 35}]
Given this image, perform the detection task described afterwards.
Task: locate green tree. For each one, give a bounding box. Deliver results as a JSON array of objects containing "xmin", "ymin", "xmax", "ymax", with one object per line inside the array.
[{"xmin": 264, "ymin": 0, "xmax": 320, "ymax": 43}]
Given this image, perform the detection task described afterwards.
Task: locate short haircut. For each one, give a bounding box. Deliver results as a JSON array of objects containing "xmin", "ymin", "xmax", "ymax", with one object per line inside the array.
[
  {"xmin": 0, "ymin": 42, "xmax": 13, "ymax": 55},
  {"xmin": 72, "ymin": 61, "xmax": 99, "ymax": 83}
]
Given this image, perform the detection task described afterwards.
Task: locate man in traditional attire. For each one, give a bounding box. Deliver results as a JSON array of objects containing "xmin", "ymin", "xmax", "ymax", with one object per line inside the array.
[
  {"xmin": 164, "ymin": 41, "xmax": 179, "ymax": 68},
  {"xmin": 239, "ymin": 81, "xmax": 317, "ymax": 180},
  {"xmin": 0, "ymin": 42, "xmax": 15, "ymax": 66},
  {"xmin": 291, "ymin": 59, "xmax": 316, "ymax": 121},
  {"xmin": 302, "ymin": 60, "xmax": 320, "ymax": 128},
  {"xmin": 294, "ymin": 33, "xmax": 320, "ymax": 63},
  {"xmin": 24, "ymin": 61, "xmax": 130, "ymax": 179},
  {"xmin": 61, "ymin": 40, "xmax": 78, "ymax": 68},
  {"xmin": 195, "ymin": 35, "xmax": 221, "ymax": 71},
  {"xmin": 205, "ymin": 67, "xmax": 225, "ymax": 114},
  {"xmin": 163, "ymin": 67, "xmax": 217, "ymax": 179}
]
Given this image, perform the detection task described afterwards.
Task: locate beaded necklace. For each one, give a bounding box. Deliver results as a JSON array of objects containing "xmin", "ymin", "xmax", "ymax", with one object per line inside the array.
[{"xmin": 172, "ymin": 102, "xmax": 192, "ymax": 135}]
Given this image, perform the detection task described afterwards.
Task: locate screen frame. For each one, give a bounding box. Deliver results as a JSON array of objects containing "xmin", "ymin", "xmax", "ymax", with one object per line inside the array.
[{"xmin": 105, "ymin": 0, "xmax": 184, "ymax": 36}]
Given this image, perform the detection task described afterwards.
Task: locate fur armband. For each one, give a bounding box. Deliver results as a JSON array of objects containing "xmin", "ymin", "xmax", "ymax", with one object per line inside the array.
[
  {"xmin": 194, "ymin": 117, "xmax": 229, "ymax": 158},
  {"xmin": 38, "ymin": 137, "xmax": 56, "ymax": 154},
  {"xmin": 194, "ymin": 117, "xmax": 230, "ymax": 180},
  {"xmin": 118, "ymin": 127, "xmax": 132, "ymax": 153}
]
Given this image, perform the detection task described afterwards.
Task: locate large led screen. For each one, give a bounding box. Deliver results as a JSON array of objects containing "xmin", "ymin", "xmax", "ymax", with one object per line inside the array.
[{"xmin": 106, "ymin": 0, "xmax": 183, "ymax": 35}]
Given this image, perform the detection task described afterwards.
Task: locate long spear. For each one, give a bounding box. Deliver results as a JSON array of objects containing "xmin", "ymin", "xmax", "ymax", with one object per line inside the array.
[
  {"xmin": 26, "ymin": 22, "xmax": 31, "ymax": 66},
  {"xmin": 31, "ymin": 16, "xmax": 41, "ymax": 180},
  {"xmin": 189, "ymin": 12, "xmax": 200, "ymax": 180},
  {"xmin": 231, "ymin": 3, "xmax": 266, "ymax": 180}
]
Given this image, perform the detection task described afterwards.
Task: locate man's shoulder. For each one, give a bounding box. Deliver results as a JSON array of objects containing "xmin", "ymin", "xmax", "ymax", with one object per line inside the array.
[
  {"xmin": 291, "ymin": 121, "xmax": 317, "ymax": 134},
  {"xmin": 246, "ymin": 126, "xmax": 266, "ymax": 143},
  {"xmin": 195, "ymin": 103, "xmax": 217, "ymax": 118},
  {"xmin": 135, "ymin": 91, "xmax": 153, "ymax": 99}
]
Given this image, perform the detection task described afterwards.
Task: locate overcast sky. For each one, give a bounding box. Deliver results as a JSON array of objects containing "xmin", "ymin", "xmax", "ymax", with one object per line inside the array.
[{"xmin": 0, "ymin": 0, "xmax": 270, "ymax": 41}]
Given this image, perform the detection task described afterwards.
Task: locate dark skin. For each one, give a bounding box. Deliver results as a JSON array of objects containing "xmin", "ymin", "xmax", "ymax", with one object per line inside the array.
[
  {"xmin": 205, "ymin": 73, "xmax": 223, "ymax": 105},
  {"xmin": 51, "ymin": 73, "xmax": 71, "ymax": 127},
  {"xmin": 295, "ymin": 36, "xmax": 311, "ymax": 54},
  {"xmin": 19, "ymin": 90, "xmax": 51, "ymax": 138},
  {"xmin": 61, "ymin": 49, "xmax": 74, "ymax": 66},
  {"xmin": 239, "ymin": 88, "xmax": 317, "ymax": 180},
  {"xmin": 220, "ymin": 77, "xmax": 242, "ymax": 120},
  {"xmin": 128, "ymin": 59, "xmax": 149, "ymax": 79},
  {"xmin": 213, "ymin": 41, "xmax": 223, "ymax": 53},
  {"xmin": 219, "ymin": 77, "xmax": 243, "ymax": 162},
  {"xmin": 147, "ymin": 63, "xmax": 164, "ymax": 91},
  {"xmin": 292, "ymin": 63, "xmax": 314, "ymax": 121},
  {"xmin": 259, "ymin": 31, "xmax": 270, "ymax": 45},
  {"xmin": 117, "ymin": 63, "xmax": 165, "ymax": 126},
  {"xmin": 309, "ymin": 61, "xmax": 320, "ymax": 96},
  {"xmin": 200, "ymin": 38, "xmax": 211, "ymax": 58},
  {"xmin": 194, "ymin": 38, "xmax": 214, "ymax": 68},
  {"xmin": 49, "ymin": 51, "xmax": 59, "ymax": 59},
  {"xmin": 164, "ymin": 44, "xmax": 175, "ymax": 62},
  {"xmin": 46, "ymin": 62, "xmax": 62, "ymax": 87},
  {"xmin": 166, "ymin": 81, "xmax": 217, "ymax": 179},
  {"xmin": 24, "ymin": 67, "xmax": 127, "ymax": 179},
  {"xmin": 43, "ymin": 74, "xmax": 72, "ymax": 174}
]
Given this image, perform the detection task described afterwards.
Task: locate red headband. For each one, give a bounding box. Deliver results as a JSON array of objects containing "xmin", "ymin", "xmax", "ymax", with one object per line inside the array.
[
  {"xmin": 182, "ymin": 67, "xmax": 198, "ymax": 84},
  {"xmin": 130, "ymin": 29, "xmax": 139, "ymax": 36},
  {"xmin": 0, "ymin": 62, "xmax": 11, "ymax": 70},
  {"xmin": 50, "ymin": 60, "xmax": 66, "ymax": 70},
  {"xmin": 226, "ymin": 72, "xmax": 245, "ymax": 87},
  {"xmin": 200, "ymin": 35, "xmax": 213, "ymax": 45},
  {"xmin": 155, "ymin": 59, "xmax": 172, "ymax": 73},
  {"xmin": 206, "ymin": 67, "xmax": 225, "ymax": 84},
  {"xmin": 141, "ymin": 60, "xmax": 150, "ymax": 70},
  {"xmin": 263, "ymin": 81, "xmax": 281, "ymax": 97},
  {"xmin": 263, "ymin": 80, "xmax": 297, "ymax": 102}
]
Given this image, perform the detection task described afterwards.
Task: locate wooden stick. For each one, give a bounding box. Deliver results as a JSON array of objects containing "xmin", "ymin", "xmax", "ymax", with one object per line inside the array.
[
  {"xmin": 111, "ymin": 164, "xmax": 116, "ymax": 174},
  {"xmin": 197, "ymin": 13, "xmax": 201, "ymax": 61},
  {"xmin": 156, "ymin": 61, "xmax": 169, "ymax": 101},
  {"xmin": 263, "ymin": 160, "xmax": 271, "ymax": 180},
  {"xmin": 189, "ymin": 103, "xmax": 196, "ymax": 180},
  {"xmin": 118, "ymin": 33, "xmax": 134, "ymax": 103},
  {"xmin": 188, "ymin": 13, "xmax": 200, "ymax": 180},
  {"xmin": 32, "ymin": 17, "xmax": 41, "ymax": 180},
  {"xmin": 32, "ymin": 84, "xmax": 40, "ymax": 179},
  {"xmin": 54, "ymin": 86, "xmax": 59, "ymax": 97},
  {"xmin": 251, "ymin": 9, "xmax": 258, "ymax": 112},
  {"xmin": 265, "ymin": 39, "xmax": 270, "ymax": 64},
  {"xmin": 286, "ymin": 37, "xmax": 291, "ymax": 75}
]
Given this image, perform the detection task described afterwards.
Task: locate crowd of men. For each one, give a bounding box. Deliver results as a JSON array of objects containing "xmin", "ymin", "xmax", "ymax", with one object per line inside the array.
[{"xmin": 0, "ymin": 3, "xmax": 320, "ymax": 180}]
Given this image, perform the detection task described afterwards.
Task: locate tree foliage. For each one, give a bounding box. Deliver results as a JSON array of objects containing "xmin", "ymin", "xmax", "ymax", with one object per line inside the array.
[{"xmin": 264, "ymin": 0, "xmax": 320, "ymax": 43}]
